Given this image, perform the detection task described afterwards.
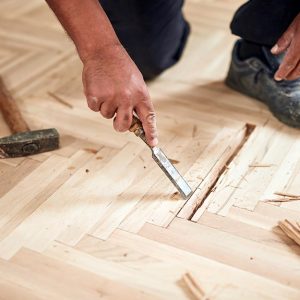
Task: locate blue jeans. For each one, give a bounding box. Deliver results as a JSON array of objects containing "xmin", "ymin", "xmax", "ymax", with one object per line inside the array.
[{"xmin": 99, "ymin": 0, "xmax": 300, "ymax": 79}]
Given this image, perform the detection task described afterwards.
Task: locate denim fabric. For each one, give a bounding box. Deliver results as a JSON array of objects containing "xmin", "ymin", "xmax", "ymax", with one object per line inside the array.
[
  {"xmin": 231, "ymin": 0, "xmax": 300, "ymax": 46},
  {"xmin": 99, "ymin": 0, "xmax": 190, "ymax": 79},
  {"xmin": 99, "ymin": 0, "xmax": 299, "ymax": 77}
]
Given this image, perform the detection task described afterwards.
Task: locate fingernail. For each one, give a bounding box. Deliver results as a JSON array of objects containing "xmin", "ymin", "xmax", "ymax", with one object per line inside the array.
[
  {"xmin": 151, "ymin": 138, "xmax": 158, "ymax": 147},
  {"xmin": 271, "ymin": 44, "xmax": 278, "ymax": 54},
  {"xmin": 274, "ymin": 75, "xmax": 282, "ymax": 81}
]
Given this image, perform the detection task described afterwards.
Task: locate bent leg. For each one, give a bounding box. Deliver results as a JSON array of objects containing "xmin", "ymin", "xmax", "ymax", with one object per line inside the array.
[
  {"xmin": 230, "ymin": 0, "xmax": 300, "ymax": 46},
  {"xmin": 99, "ymin": 0, "xmax": 190, "ymax": 79}
]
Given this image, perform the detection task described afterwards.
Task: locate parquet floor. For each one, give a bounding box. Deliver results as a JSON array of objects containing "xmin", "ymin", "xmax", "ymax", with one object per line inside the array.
[{"xmin": 0, "ymin": 1, "xmax": 299, "ymax": 299}]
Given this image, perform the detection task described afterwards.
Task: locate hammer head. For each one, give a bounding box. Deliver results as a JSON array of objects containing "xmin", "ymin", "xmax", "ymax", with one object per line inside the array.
[{"xmin": 0, "ymin": 128, "xmax": 59, "ymax": 158}]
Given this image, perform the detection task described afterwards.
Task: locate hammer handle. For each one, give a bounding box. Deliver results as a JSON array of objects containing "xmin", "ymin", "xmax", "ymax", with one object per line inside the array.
[{"xmin": 0, "ymin": 77, "xmax": 29, "ymax": 134}]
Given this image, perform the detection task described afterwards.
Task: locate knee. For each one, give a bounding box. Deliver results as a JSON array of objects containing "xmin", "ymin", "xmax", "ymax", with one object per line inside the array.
[
  {"xmin": 130, "ymin": 21, "xmax": 191, "ymax": 80},
  {"xmin": 135, "ymin": 50, "xmax": 168, "ymax": 80}
]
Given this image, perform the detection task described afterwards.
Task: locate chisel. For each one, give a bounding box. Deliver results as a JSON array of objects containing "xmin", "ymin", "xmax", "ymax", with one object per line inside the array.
[{"xmin": 129, "ymin": 115, "xmax": 193, "ymax": 199}]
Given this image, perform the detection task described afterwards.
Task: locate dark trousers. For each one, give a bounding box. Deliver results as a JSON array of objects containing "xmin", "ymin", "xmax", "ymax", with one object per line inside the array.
[{"xmin": 100, "ymin": 0, "xmax": 300, "ymax": 79}]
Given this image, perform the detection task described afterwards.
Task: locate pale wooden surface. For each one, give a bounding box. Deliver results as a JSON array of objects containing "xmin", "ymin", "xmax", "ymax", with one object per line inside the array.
[{"xmin": 0, "ymin": 0, "xmax": 299, "ymax": 299}]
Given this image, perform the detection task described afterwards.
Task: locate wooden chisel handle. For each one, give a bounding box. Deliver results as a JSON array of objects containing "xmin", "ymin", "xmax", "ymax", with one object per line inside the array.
[
  {"xmin": 129, "ymin": 115, "xmax": 149, "ymax": 146},
  {"xmin": 0, "ymin": 77, "xmax": 29, "ymax": 133}
]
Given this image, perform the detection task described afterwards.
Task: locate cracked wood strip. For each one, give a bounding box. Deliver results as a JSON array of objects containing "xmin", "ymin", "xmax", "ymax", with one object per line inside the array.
[
  {"xmin": 228, "ymin": 126, "xmax": 299, "ymax": 211},
  {"xmin": 178, "ymin": 124, "xmax": 247, "ymax": 219},
  {"xmin": 192, "ymin": 122, "xmax": 280, "ymax": 220}
]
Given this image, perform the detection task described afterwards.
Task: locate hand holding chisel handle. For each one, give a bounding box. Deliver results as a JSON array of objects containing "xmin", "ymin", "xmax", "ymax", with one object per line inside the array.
[{"xmin": 129, "ymin": 115, "xmax": 149, "ymax": 147}]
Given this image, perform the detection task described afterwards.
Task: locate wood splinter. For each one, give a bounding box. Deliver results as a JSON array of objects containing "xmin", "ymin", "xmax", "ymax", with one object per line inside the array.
[
  {"xmin": 265, "ymin": 197, "xmax": 300, "ymax": 203},
  {"xmin": 274, "ymin": 192, "xmax": 300, "ymax": 198},
  {"xmin": 48, "ymin": 91, "xmax": 73, "ymax": 109},
  {"xmin": 278, "ymin": 219, "xmax": 300, "ymax": 246},
  {"xmin": 264, "ymin": 191, "xmax": 300, "ymax": 203},
  {"xmin": 248, "ymin": 163, "xmax": 273, "ymax": 168},
  {"xmin": 182, "ymin": 272, "xmax": 208, "ymax": 300}
]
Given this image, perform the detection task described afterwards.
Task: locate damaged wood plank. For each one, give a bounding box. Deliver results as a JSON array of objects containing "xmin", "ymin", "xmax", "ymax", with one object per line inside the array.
[
  {"xmin": 178, "ymin": 124, "xmax": 252, "ymax": 220},
  {"xmin": 193, "ymin": 123, "xmax": 299, "ymax": 220}
]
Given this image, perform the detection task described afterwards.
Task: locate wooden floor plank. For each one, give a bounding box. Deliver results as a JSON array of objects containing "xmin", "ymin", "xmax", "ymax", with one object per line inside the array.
[
  {"xmin": 0, "ymin": 0, "xmax": 299, "ymax": 298},
  {"xmin": 8, "ymin": 248, "xmax": 158, "ymax": 300},
  {"xmin": 140, "ymin": 218, "xmax": 300, "ymax": 289}
]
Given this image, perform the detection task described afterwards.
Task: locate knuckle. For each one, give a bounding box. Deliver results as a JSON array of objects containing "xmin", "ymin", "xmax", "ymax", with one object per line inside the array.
[
  {"xmin": 87, "ymin": 96, "xmax": 100, "ymax": 112},
  {"xmin": 119, "ymin": 89, "xmax": 132, "ymax": 100},
  {"xmin": 136, "ymin": 86, "xmax": 149, "ymax": 99},
  {"xmin": 122, "ymin": 112, "xmax": 131, "ymax": 123},
  {"xmin": 284, "ymin": 63, "xmax": 295, "ymax": 72},
  {"xmin": 101, "ymin": 108, "xmax": 114, "ymax": 119},
  {"xmin": 115, "ymin": 114, "xmax": 132, "ymax": 132},
  {"xmin": 145, "ymin": 112, "xmax": 156, "ymax": 125}
]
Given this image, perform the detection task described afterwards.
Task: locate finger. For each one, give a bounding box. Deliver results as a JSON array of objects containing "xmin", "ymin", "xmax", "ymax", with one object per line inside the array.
[
  {"xmin": 135, "ymin": 102, "xmax": 158, "ymax": 147},
  {"xmin": 274, "ymin": 42, "xmax": 299, "ymax": 81},
  {"xmin": 113, "ymin": 106, "xmax": 133, "ymax": 132},
  {"xmin": 86, "ymin": 96, "xmax": 103, "ymax": 112},
  {"xmin": 285, "ymin": 60, "xmax": 300, "ymax": 81},
  {"xmin": 271, "ymin": 23, "xmax": 294, "ymax": 54},
  {"xmin": 100, "ymin": 102, "xmax": 117, "ymax": 119}
]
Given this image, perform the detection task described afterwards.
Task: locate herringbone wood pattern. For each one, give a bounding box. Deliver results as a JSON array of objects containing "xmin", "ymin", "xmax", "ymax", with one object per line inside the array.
[{"xmin": 0, "ymin": 1, "xmax": 299, "ymax": 299}]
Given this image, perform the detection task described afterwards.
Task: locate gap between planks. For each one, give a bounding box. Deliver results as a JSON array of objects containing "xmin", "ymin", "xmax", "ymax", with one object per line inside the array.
[{"xmin": 178, "ymin": 123, "xmax": 255, "ymax": 221}]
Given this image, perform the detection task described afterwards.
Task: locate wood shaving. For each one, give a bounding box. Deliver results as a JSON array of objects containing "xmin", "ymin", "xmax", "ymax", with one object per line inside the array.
[
  {"xmin": 248, "ymin": 164, "xmax": 273, "ymax": 168},
  {"xmin": 169, "ymin": 158, "xmax": 180, "ymax": 165},
  {"xmin": 265, "ymin": 198, "xmax": 300, "ymax": 203},
  {"xmin": 182, "ymin": 272, "xmax": 208, "ymax": 300},
  {"xmin": 274, "ymin": 192, "xmax": 300, "ymax": 198},
  {"xmin": 83, "ymin": 148, "xmax": 98, "ymax": 154},
  {"xmin": 278, "ymin": 219, "xmax": 300, "ymax": 246},
  {"xmin": 48, "ymin": 92, "xmax": 73, "ymax": 109}
]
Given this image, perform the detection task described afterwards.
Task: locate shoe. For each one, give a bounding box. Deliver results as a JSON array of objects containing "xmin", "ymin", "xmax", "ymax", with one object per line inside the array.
[{"xmin": 225, "ymin": 39, "xmax": 300, "ymax": 128}]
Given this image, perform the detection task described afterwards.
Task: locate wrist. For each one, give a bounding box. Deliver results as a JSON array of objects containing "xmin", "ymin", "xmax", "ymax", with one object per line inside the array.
[
  {"xmin": 79, "ymin": 41, "xmax": 123, "ymax": 64},
  {"xmin": 79, "ymin": 41, "xmax": 125, "ymax": 65}
]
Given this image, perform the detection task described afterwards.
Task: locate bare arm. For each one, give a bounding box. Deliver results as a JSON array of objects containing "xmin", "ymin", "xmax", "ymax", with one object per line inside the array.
[{"xmin": 46, "ymin": 0, "xmax": 158, "ymax": 146}]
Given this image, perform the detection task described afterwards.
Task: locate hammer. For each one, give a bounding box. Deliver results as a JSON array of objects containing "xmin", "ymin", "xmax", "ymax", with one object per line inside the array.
[{"xmin": 0, "ymin": 77, "xmax": 59, "ymax": 158}]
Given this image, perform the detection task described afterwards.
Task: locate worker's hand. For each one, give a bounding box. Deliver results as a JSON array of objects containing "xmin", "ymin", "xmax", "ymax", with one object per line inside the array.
[
  {"xmin": 82, "ymin": 44, "xmax": 158, "ymax": 147},
  {"xmin": 272, "ymin": 13, "xmax": 300, "ymax": 81}
]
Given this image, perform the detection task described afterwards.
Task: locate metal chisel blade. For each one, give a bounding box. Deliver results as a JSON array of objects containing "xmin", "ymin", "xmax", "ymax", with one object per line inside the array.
[
  {"xmin": 129, "ymin": 115, "xmax": 193, "ymax": 199},
  {"xmin": 151, "ymin": 147, "xmax": 193, "ymax": 199}
]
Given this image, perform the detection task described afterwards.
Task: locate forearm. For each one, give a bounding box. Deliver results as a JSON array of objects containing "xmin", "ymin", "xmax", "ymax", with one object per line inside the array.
[{"xmin": 45, "ymin": 0, "xmax": 121, "ymax": 63}]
